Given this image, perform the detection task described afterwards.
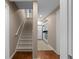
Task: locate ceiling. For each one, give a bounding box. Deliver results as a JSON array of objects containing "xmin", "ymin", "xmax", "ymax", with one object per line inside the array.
[
  {"xmin": 14, "ymin": 0, "xmax": 60, "ymax": 20},
  {"xmin": 38, "ymin": 0, "xmax": 60, "ymax": 20},
  {"xmin": 15, "ymin": 1, "xmax": 33, "ymax": 9}
]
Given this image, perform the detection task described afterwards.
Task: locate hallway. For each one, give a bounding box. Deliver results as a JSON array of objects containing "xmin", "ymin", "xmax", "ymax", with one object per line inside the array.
[
  {"xmin": 12, "ymin": 51, "xmax": 59, "ymax": 59},
  {"xmin": 38, "ymin": 40, "xmax": 53, "ymax": 51}
]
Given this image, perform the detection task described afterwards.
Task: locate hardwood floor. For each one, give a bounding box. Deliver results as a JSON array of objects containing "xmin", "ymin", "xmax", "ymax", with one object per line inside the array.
[
  {"xmin": 12, "ymin": 52, "xmax": 32, "ymax": 59},
  {"xmin": 38, "ymin": 51, "xmax": 60, "ymax": 59},
  {"xmin": 12, "ymin": 51, "xmax": 60, "ymax": 59}
]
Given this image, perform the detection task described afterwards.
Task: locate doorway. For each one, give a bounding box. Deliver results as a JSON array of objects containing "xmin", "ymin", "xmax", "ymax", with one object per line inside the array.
[
  {"xmin": 5, "ymin": 0, "xmax": 73, "ymax": 59},
  {"xmin": 37, "ymin": 0, "xmax": 60, "ymax": 59}
]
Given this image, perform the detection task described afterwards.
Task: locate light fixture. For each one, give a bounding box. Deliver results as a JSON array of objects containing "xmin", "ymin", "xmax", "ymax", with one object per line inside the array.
[{"xmin": 40, "ymin": 15, "xmax": 42, "ymax": 18}]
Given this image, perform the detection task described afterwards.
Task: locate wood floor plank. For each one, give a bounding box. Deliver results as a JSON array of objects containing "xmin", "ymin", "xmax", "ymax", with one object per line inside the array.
[{"xmin": 12, "ymin": 51, "xmax": 60, "ymax": 59}]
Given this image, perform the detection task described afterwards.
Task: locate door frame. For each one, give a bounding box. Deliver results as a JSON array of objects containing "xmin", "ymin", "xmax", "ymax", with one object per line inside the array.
[
  {"xmin": 5, "ymin": 2, "xmax": 10, "ymax": 59},
  {"xmin": 60, "ymin": 0, "xmax": 73, "ymax": 59}
]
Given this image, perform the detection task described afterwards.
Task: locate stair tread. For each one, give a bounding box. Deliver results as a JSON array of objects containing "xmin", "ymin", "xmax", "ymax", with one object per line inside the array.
[
  {"xmin": 17, "ymin": 44, "xmax": 32, "ymax": 47},
  {"xmin": 22, "ymin": 33, "xmax": 32, "ymax": 34},
  {"xmin": 17, "ymin": 43, "xmax": 32, "ymax": 45},
  {"xmin": 16, "ymin": 47, "xmax": 32, "ymax": 49},
  {"xmin": 18, "ymin": 40, "xmax": 32, "ymax": 42},
  {"xmin": 21, "ymin": 37, "xmax": 32, "ymax": 38},
  {"xmin": 16, "ymin": 49, "xmax": 32, "ymax": 52},
  {"xmin": 16, "ymin": 49, "xmax": 32, "ymax": 50},
  {"xmin": 21, "ymin": 36, "xmax": 32, "ymax": 37},
  {"xmin": 22, "ymin": 34, "xmax": 32, "ymax": 36},
  {"xmin": 16, "ymin": 49, "xmax": 32, "ymax": 51},
  {"xmin": 20, "ymin": 39, "xmax": 32, "ymax": 40}
]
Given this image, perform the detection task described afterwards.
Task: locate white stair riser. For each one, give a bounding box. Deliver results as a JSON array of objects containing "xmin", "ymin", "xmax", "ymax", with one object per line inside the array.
[
  {"xmin": 16, "ymin": 49, "xmax": 32, "ymax": 50},
  {"xmin": 16, "ymin": 46, "xmax": 32, "ymax": 50},
  {"xmin": 20, "ymin": 39, "xmax": 32, "ymax": 41},
  {"xmin": 18, "ymin": 40, "xmax": 32, "ymax": 44},
  {"xmin": 16, "ymin": 44, "xmax": 32, "ymax": 49},
  {"xmin": 21, "ymin": 36, "xmax": 32, "ymax": 38}
]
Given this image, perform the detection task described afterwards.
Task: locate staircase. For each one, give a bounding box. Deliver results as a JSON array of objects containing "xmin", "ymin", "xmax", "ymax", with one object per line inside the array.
[{"xmin": 16, "ymin": 18, "xmax": 33, "ymax": 51}]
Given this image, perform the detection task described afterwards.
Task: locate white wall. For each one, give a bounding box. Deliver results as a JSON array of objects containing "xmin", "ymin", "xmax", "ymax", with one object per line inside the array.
[
  {"xmin": 48, "ymin": 12, "xmax": 56, "ymax": 50},
  {"xmin": 43, "ymin": 8, "xmax": 61, "ymax": 55},
  {"xmin": 37, "ymin": 21, "xmax": 42, "ymax": 40},
  {"xmin": 43, "ymin": 9, "xmax": 60, "ymax": 54},
  {"xmin": 37, "ymin": 25, "xmax": 42, "ymax": 39},
  {"xmin": 6, "ymin": 1, "xmax": 26, "ymax": 57},
  {"xmin": 56, "ymin": 9, "xmax": 60, "ymax": 55},
  {"xmin": 17, "ymin": 9, "xmax": 26, "ymax": 22},
  {"xmin": 9, "ymin": 3, "xmax": 21, "ymax": 56}
]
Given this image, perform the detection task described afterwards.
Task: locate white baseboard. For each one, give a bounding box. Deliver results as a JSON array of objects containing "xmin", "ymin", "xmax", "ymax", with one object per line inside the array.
[
  {"xmin": 10, "ymin": 50, "xmax": 16, "ymax": 59},
  {"xmin": 48, "ymin": 44, "xmax": 59, "ymax": 55}
]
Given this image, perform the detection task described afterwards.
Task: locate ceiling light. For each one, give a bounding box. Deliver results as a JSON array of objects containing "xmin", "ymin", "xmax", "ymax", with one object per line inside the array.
[{"xmin": 40, "ymin": 15, "xmax": 42, "ymax": 18}]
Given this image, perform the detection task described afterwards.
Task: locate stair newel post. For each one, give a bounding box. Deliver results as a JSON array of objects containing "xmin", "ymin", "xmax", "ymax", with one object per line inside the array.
[{"xmin": 32, "ymin": 1, "xmax": 38, "ymax": 59}]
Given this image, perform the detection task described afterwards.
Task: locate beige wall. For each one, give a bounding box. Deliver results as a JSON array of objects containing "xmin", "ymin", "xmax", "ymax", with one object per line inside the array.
[
  {"xmin": 17, "ymin": 9, "xmax": 26, "ymax": 22},
  {"xmin": 56, "ymin": 9, "xmax": 60, "ymax": 54},
  {"xmin": 47, "ymin": 12, "xmax": 56, "ymax": 50},
  {"xmin": 9, "ymin": 2, "xmax": 19, "ymax": 56},
  {"xmin": 7, "ymin": 2, "xmax": 26, "ymax": 56}
]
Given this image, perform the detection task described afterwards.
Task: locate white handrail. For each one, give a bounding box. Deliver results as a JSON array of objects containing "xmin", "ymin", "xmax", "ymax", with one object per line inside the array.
[
  {"xmin": 16, "ymin": 20, "xmax": 26, "ymax": 49},
  {"xmin": 18, "ymin": 21, "xmax": 25, "ymax": 40},
  {"xmin": 15, "ymin": 23, "xmax": 23, "ymax": 36}
]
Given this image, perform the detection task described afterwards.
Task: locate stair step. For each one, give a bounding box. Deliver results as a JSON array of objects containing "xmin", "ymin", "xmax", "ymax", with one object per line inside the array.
[
  {"xmin": 21, "ymin": 34, "xmax": 32, "ymax": 36},
  {"xmin": 17, "ymin": 44, "xmax": 32, "ymax": 47},
  {"xmin": 20, "ymin": 38, "xmax": 32, "ymax": 40},
  {"xmin": 16, "ymin": 40, "xmax": 32, "ymax": 50},
  {"xmin": 22, "ymin": 33, "xmax": 32, "ymax": 35},
  {"xmin": 16, "ymin": 46, "xmax": 32, "ymax": 50},
  {"xmin": 21, "ymin": 37, "xmax": 32, "ymax": 39},
  {"xmin": 22, "ymin": 33, "xmax": 32, "ymax": 34},
  {"xmin": 18, "ymin": 40, "xmax": 32, "ymax": 44},
  {"xmin": 18, "ymin": 43, "xmax": 32, "ymax": 45},
  {"xmin": 16, "ymin": 49, "xmax": 32, "ymax": 51},
  {"xmin": 22, "ymin": 34, "xmax": 32, "ymax": 36},
  {"xmin": 21, "ymin": 36, "xmax": 32, "ymax": 38},
  {"xmin": 22, "ymin": 31, "xmax": 32, "ymax": 32}
]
